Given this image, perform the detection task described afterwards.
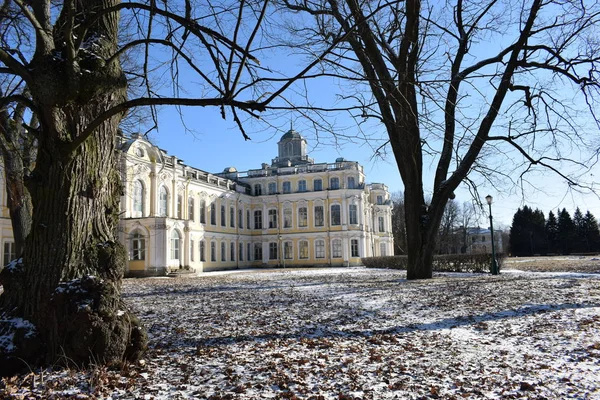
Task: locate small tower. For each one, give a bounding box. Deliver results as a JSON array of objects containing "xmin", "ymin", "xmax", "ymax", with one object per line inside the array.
[{"xmin": 272, "ymin": 127, "xmax": 312, "ymax": 167}]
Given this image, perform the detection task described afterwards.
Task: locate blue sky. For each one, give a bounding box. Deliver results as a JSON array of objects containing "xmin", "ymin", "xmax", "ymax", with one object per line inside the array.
[
  {"xmin": 136, "ymin": 1, "xmax": 600, "ymax": 229},
  {"xmin": 147, "ymin": 104, "xmax": 600, "ymax": 229}
]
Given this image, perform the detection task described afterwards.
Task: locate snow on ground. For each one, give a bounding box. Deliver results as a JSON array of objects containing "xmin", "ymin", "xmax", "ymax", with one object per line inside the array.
[{"xmin": 2, "ymin": 267, "xmax": 600, "ymax": 399}]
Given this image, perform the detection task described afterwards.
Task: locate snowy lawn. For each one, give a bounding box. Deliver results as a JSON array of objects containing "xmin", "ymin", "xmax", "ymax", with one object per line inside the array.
[{"xmin": 1, "ymin": 267, "xmax": 600, "ymax": 399}]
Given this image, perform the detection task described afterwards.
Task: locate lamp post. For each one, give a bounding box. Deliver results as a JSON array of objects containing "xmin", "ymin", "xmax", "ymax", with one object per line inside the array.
[{"xmin": 485, "ymin": 195, "xmax": 499, "ymax": 275}]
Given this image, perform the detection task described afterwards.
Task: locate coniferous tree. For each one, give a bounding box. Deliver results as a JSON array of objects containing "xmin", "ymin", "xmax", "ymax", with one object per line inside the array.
[
  {"xmin": 510, "ymin": 207, "xmax": 523, "ymax": 256},
  {"xmin": 557, "ymin": 208, "xmax": 575, "ymax": 254},
  {"xmin": 545, "ymin": 210, "xmax": 559, "ymax": 254},
  {"xmin": 583, "ymin": 211, "xmax": 600, "ymax": 252},
  {"xmin": 531, "ymin": 209, "xmax": 547, "ymax": 255},
  {"xmin": 573, "ymin": 207, "xmax": 586, "ymax": 253}
]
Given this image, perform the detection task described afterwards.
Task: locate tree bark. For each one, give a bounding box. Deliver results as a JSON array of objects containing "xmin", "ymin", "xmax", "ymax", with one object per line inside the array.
[{"xmin": 0, "ymin": 0, "xmax": 147, "ymax": 376}]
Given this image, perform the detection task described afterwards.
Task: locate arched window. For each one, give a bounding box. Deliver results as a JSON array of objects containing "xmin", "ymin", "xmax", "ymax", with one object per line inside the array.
[
  {"xmin": 188, "ymin": 197, "xmax": 195, "ymax": 221},
  {"xmin": 199, "ymin": 240, "xmax": 206, "ymax": 261},
  {"xmin": 170, "ymin": 230, "xmax": 181, "ymax": 260},
  {"xmin": 159, "ymin": 186, "xmax": 168, "ymax": 217},
  {"xmin": 199, "ymin": 199, "xmax": 206, "ymax": 223},
  {"xmin": 284, "ymin": 208, "xmax": 292, "ymax": 228},
  {"xmin": 210, "ymin": 203, "xmax": 216, "ymax": 225},
  {"xmin": 332, "ymin": 239, "xmax": 342, "ymax": 258},
  {"xmin": 131, "ymin": 230, "xmax": 145, "ymax": 260},
  {"xmin": 331, "ymin": 204, "xmax": 341, "ymax": 226},
  {"xmin": 315, "ymin": 239, "xmax": 325, "ymax": 259},
  {"xmin": 177, "ymin": 195, "xmax": 183, "ymax": 219},
  {"xmin": 133, "ymin": 180, "xmax": 144, "ymax": 216}
]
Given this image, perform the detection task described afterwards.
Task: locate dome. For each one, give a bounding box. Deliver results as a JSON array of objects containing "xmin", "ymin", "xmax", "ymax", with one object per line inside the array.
[
  {"xmin": 280, "ymin": 129, "xmax": 303, "ymax": 141},
  {"xmin": 223, "ymin": 166, "xmax": 237, "ymax": 173}
]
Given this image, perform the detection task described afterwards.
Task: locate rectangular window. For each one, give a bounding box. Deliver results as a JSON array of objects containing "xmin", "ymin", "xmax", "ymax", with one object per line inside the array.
[
  {"xmin": 315, "ymin": 240, "xmax": 325, "ymax": 259},
  {"xmin": 282, "ymin": 181, "xmax": 291, "ymax": 194},
  {"xmin": 299, "ymin": 241, "xmax": 309, "ymax": 259},
  {"xmin": 347, "ymin": 176, "xmax": 356, "ymax": 189},
  {"xmin": 377, "ymin": 195, "xmax": 383, "ymax": 205},
  {"xmin": 352, "ymin": 239, "xmax": 360, "ymax": 257},
  {"xmin": 248, "ymin": 243, "xmax": 252, "ymax": 261},
  {"xmin": 330, "ymin": 177, "xmax": 339, "ymax": 190},
  {"xmin": 239, "ymin": 242, "xmax": 244, "ymax": 261},
  {"xmin": 221, "ymin": 205, "xmax": 226, "ymax": 226},
  {"xmin": 190, "ymin": 240, "xmax": 194, "ymax": 262},
  {"xmin": 379, "ymin": 216, "xmax": 385, "ymax": 232},
  {"xmin": 284, "ymin": 208, "xmax": 292, "ymax": 228},
  {"xmin": 284, "ymin": 242, "xmax": 293, "ymax": 259},
  {"xmin": 231, "ymin": 242, "xmax": 235, "ymax": 261},
  {"xmin": 298, "ymin": 207, "xmax": 308, "ymax": 227},
  {"xmin": 379, "ymin": 242, "xmax": 386, "ymax": 256},
  {"xmin": 211, "ymin": 242, "xmax": 216, "ymax": 261},
  {"xmin": 247, "ymin": 210, "xmax": 251, "ymax": 229},
  {"xmin": 349, "ymin": 204, "xmax": 358, "ymax": 225},
  {"xmin": 238, "ymin": 209, "xmax": 243, "ymax": 229},
  {"xmin": 331, "ymin": 204, "xmax": 341, "ymax": 226},
  {"xmin": 200, "ymin": 241, "xmax": 206, "ymax": 262},
  {"xmin": 332, "ymin": 240, "xmax": 342, "ymax": 258},
  {"xmin": 254, "ymin": 243, "xmax": 263, "ymax": 261},
  {"xmin": 298, "ymin": 180, "xmax": 307, "ymax": 192},
  {"xmin": 268, "ymin": 182, "xmax": 277, "ymax": 195},
  {"xmin": 221, "ymin": 242, "xmax": 226, "ymax": 261},
  {"xmin": 254, "ymin": 210, "xmax": 263, "ymax": 229},
  {"xmin": 315, "ymin": 206, "xmax": 324, "ymax": 227},
  {"xmin": 210, "ymin": 203, "xmax": 216, "ymax": 225},
  {"xmin": 230, "ymin": 207, "xmax": 235, "ymax": 228},
  {"xmin": 254, "ymin": 184, "xmax": 262, "ymax": 196},
  {"xmin": 269, "ymin": 242, "xmax": 278, "ymax": 260},
  {"xmin": 313, "ymin": 179, "xmax": 322, "ymax": 191},
  {"xmin": 268, "ymin": 209, "xmax": 278, "ymax": 229}
]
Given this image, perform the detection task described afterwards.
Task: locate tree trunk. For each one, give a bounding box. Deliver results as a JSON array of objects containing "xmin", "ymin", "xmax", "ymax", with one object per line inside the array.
[
  {"xmin": 1, "ymin": 150, "xmax": 32, "ymax": 257},
  {"xmin": 0, "ymin": 1, "xmax": 147, "ymax": 376}
]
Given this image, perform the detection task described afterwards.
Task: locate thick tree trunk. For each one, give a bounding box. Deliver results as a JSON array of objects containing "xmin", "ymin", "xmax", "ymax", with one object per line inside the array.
[
  {"xmin": 0, "ymin": 1, "xmax": 147, "ymax": 376},
  {"xmin": 0, "ymin": 98, "xmax": 147, "ymax": 375}
]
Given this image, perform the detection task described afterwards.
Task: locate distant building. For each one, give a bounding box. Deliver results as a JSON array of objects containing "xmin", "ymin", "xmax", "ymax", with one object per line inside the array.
[
  {"xmin": 465, "ymin": 227, "xmax": 503, "ymax": 255},
  {"xmin": 116, "ymin": 129, "xmax": 393, "ymax": 276}
]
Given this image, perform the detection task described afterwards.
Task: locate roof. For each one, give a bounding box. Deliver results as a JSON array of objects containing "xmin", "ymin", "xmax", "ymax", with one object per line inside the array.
[{"xmin": 280, "ymin": 129, "xmax": 304, "ymax": 141}]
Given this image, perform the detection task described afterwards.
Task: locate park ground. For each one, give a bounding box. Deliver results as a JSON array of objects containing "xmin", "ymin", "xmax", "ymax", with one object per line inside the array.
[{"xmin": 1, "ymin": 256, "xmax": 600, "ymax": 399}]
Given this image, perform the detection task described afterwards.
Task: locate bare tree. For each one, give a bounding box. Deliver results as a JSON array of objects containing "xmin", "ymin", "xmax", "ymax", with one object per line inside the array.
[
  {"xmin": 0, "ymin": 0, "xmax": 327, "ymax": 375},
  {"xmin": 438, "ymin": 199, "xmax": 460, "ymax": 254},
  {"xmin": 281, "ymin": 0, "xmax": 600, "ymax": 279},
  {"xmin": 390, "ymin": 191, "xmax": 406, "ymax": 254}
]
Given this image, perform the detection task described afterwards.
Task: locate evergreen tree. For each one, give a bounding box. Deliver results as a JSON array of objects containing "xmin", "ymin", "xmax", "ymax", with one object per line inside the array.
[
  {"xmin": 557, "ymin": 208, "xmax": 575, "ymax": 254},
  {"xmin": 573, "ymin": 207, "xmax": 586, "ymax": 253},
  {"xmin": 531, "ymin": 208, "xmax": 547, "ymax": 255},
  {"xmin": 583, "ymin": 211, "xmax": 600, "ymax": 252},
  {"xmin": 509, "ymin": 206, "xmax": 546, "ymax": 256},
  {"xmin": 510, "ymin": 207, "xmax": 525, "ymax": 256},
  {"xmin": 545, "ymin": 210, "xmax": 559, "ymax": 254}
]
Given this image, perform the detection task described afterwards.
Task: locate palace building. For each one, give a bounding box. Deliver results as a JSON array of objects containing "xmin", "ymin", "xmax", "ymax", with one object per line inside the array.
[{"xmin": 0, "ymin": 129, "xmax": 394, "ymax": 276}]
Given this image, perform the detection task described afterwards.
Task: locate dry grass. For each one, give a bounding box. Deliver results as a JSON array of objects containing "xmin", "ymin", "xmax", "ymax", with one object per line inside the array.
[{"xmin": 504, "ymin": 255, "xmax": 600, "ymax": 273}]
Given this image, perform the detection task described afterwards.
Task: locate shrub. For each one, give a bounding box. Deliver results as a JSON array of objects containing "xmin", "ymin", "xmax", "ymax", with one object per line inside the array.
[{"xmin": 362, "ymin": 253, "xmax": 506, "ymax": 273}]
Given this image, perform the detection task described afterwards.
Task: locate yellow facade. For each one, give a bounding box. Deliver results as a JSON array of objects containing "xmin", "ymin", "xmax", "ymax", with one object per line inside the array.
[{"xmin": 117, "ymin": 130, "xmax": 394, "ymax": 276}]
